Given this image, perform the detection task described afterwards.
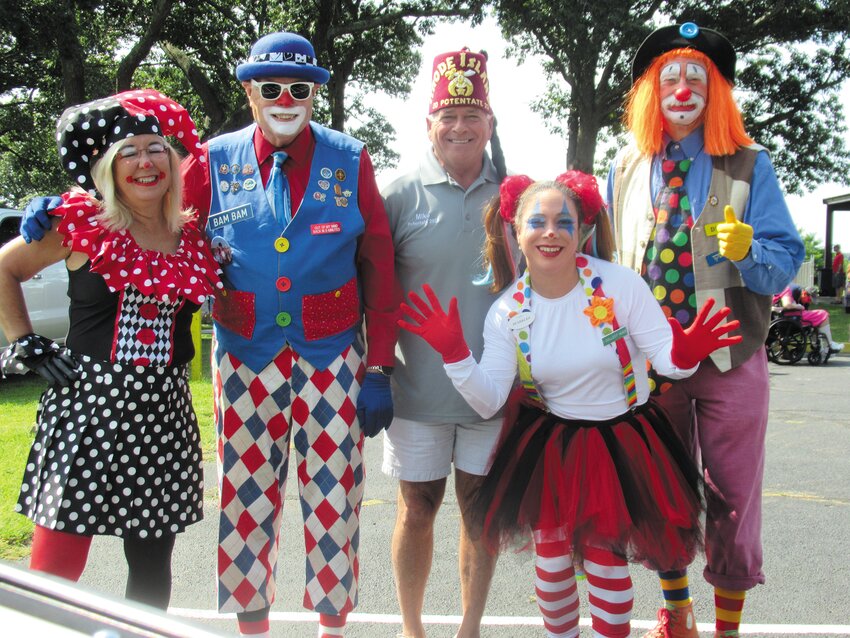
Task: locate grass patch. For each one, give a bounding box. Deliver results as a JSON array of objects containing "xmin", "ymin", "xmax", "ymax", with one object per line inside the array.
[
  {"xmin": 0, "ymin": 335, "xmax": 216, "ymax": 559},
  {"xmin": 815, "ymin": 300, "xmax": 850, "ymax": 344}
]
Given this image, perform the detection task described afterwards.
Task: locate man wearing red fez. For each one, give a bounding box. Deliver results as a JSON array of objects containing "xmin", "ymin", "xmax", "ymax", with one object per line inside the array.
[
  {"xmin": 381, "ymin": 47, "xmax": 507, "ymax": 638},
  {"xmin": 607, "ymin": 22, "xmax": 804, "ymax": 638}
]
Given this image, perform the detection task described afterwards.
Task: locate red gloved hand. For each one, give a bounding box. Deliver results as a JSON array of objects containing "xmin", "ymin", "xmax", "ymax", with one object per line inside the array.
[
  {"xmin": 398, "ymin": 284, "xmax": 471, "ymax": 364},
  {"xmin": 669, "ymin": 298, "xmax": 743, "ymax": 369}
]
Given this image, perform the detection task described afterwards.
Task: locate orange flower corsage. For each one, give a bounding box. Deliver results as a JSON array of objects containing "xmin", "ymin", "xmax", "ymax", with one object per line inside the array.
[{"xmin": 583, "ymin": 295, "xmax": 615, "ymax": 327}]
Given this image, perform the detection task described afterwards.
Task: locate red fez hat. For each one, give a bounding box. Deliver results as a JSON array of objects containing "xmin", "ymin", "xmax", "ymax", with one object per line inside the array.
[{"xmin": 429, "ymin": 47, "xmax": 491, "ymax": 115}]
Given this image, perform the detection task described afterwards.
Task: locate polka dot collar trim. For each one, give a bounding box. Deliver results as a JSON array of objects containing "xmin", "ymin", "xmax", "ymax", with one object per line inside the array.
[{"xmin": 56, "ymin": 191, "xmax": 223, "ymax": 304}]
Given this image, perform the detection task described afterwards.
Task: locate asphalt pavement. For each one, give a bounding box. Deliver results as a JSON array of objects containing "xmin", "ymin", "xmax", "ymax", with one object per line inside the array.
[{"xmin": 12, "ymin": 352, "xmax": 850, "ymax": 637}]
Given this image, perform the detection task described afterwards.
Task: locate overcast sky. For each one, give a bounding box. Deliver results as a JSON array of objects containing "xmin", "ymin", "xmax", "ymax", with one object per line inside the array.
[{"xmin": 374, "ymin": 18, "xmax": 850, "ymax": 248}]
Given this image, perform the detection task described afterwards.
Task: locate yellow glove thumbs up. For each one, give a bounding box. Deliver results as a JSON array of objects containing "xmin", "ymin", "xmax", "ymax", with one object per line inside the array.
[{"xmin": 717, "ymin": 205, "xmax": 753, "ymax": 262}]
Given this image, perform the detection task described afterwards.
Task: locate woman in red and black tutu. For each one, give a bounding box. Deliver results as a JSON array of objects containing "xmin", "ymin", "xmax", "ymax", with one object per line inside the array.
[{"xmin": 399, "ymin": 172, "xmax": 740, "ymax": 638}]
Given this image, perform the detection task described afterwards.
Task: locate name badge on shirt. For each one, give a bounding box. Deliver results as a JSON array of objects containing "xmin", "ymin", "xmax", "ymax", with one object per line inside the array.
[
  {"xmin": 706, "ymin": 251, "xmax": 728, "ymax": 267},
  {"xmin": 208, "ymin": 203, "xmax": 255, "ymax": 230},
  {"xmin": 311, "ymin": 222, "xmax": 342, "ymax": 235},
  {"xmin": 602, "ymin": 326, "xmax": 628, "ymax": 346},
  {"xmin": 508, "ymin": 311, "xmax": 534, "ymax": 330},
  {"xmin": 704, "ymin": 222, "xmax": 720, "ymax": 236}
]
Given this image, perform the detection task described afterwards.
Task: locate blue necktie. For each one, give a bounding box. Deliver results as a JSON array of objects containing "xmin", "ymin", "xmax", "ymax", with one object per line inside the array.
[{"xmin": 267, "ymin": 151, "xmax": 291, "ymax": 225}]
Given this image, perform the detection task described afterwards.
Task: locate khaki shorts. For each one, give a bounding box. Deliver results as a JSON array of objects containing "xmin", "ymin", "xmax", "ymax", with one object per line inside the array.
[{"xmin": 382, "ymin": 417, "xmax": 502, "ymax": 482}]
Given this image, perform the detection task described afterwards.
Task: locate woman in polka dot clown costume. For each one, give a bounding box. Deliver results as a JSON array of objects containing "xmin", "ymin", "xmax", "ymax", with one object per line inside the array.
[
  {"xmin": 398, "ymin": 172, "xmax": 741, "ymax": 638},
  {"xmin": 0, "ymin": 89, "xmax": 222, "ymax": 609}
]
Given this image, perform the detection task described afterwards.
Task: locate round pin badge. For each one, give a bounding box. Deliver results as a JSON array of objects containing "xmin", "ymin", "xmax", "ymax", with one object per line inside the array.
[
  {"xmin": 243, "ymin": 178, "xmax": 257, "ymax": 191},
  {"xmin": 321, "ymin": 167, "xmax": 332, "ymax": 179}
]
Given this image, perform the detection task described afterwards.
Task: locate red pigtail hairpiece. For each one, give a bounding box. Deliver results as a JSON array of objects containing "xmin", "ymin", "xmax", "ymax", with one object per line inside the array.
[
  {"xmin": 555, "ymin": 170, "xmax": 605, "ymax": 224},
  {"xmin": 498, "ymin": 174, "xmax": 534, "ymax": 223}
]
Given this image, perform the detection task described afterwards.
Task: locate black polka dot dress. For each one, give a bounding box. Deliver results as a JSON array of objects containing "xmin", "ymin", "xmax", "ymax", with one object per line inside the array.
[
  {"xmin": 16, "ymin": 193, "xmax": 222, "ymax": 539},
  {"xmin": 17, "ymin": 356, "xmax": 203, "ymax": 539}
]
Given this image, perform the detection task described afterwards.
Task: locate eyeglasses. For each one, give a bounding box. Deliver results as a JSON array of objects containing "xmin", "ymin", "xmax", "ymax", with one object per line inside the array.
[
  {"xmin": 251, "ymin": 79, "xmax": 315, "ymax": 101},
  {"xmin": 117, "ymin": 141, "xmax": 168, "ymax": 161}
]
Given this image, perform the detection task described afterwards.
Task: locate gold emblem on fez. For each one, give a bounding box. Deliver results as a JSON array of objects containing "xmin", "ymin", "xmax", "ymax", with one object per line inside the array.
[{"xmin": 446, "ymin": 69, "xmax": 476, "ymax": 97}]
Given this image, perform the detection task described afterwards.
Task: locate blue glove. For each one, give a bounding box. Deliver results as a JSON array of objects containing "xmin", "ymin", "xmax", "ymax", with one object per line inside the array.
[
  {"xmin": 356, "ymin": 372, "xmax": 393, "ymax": 437},
  {"xmin": 21, "ymin": 195, "xmax": 62, "ymax": 243}
]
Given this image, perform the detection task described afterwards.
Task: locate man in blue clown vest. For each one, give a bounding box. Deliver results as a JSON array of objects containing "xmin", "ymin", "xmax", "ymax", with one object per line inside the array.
[{"xmin": 179, "ymin": 32, "xmax": 397, "ymax": 637}]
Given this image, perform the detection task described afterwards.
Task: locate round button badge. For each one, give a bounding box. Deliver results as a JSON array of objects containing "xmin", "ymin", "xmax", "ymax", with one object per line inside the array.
[
  {"xmin": 276, "ymin": 312, "xmax": 292, "ymax": 327},
  {"xmin": 274, "ymin": 237, "xmax": 290, "ymax": 253}
]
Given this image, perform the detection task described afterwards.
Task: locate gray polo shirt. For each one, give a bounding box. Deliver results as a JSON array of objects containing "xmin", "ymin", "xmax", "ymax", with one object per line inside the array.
[{"xmin": 383, "ymin": 149, "xmax": 504, "ymax": 423}]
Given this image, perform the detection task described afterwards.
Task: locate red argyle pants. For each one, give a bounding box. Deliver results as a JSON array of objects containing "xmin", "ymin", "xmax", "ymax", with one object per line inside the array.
[{"xmin": 213, "ymin": 341, "xmax": 365, "ymax": 615}]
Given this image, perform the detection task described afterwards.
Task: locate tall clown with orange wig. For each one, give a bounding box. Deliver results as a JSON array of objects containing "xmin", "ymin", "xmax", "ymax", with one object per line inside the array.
[{"xmin": 607, "ymin": 22, "xmax": 804, "ymax": 638}]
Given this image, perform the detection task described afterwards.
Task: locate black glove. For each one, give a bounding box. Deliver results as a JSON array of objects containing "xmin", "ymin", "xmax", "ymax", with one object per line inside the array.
[{"xmin": 7, "ymin": 333, "xmax": 81, "ymax": 386}]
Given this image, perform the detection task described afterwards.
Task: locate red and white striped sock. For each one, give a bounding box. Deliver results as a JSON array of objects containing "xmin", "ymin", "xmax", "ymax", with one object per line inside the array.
[
  {"xmin": 318, "ymin": 612, "xmax": 347, "ymax": 637},
  {"xmin": 582, "ymin": 546, "xmax": 633, "ymax": 638},
  {"xmin": 533, "ymin": 533, "xmax": 580, "ymax": 638}
]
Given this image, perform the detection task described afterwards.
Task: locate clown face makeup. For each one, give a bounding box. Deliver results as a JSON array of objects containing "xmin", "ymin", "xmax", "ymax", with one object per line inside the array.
[
  {"xmin": 244, "ymin": 77, "xmax": 315, "ymax": 147},
  {"xmin": 261, "ymin": 105, "xmax": 307, "ymax": 138},
  {"xmin": 660, "ymin": 57, "xmax": 708, "ymax": 136},
  {"xmin": 517, "ymin": 188, "xmax": 581, "ymax": 297},
  {"xmin": 112, "ymin": 134, "xmax": 172, "ymax": 213}
]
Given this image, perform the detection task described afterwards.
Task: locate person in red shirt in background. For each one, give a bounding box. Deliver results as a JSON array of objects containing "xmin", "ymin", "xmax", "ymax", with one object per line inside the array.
[{"xmin": 832, "ymin": 244, "xmax": 845, "ymax": 303}]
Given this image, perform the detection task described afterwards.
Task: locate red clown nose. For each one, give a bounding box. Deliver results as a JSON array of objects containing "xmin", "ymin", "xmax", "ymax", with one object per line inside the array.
[{"xmin": 674, "ymin": 87, "xmax": 692, "ymax": 102}]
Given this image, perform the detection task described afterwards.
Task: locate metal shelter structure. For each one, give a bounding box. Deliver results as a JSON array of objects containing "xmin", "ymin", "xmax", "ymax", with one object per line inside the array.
[{"xmin": 820, "ymin": 192, "xmax": 850, "ymax": 296}]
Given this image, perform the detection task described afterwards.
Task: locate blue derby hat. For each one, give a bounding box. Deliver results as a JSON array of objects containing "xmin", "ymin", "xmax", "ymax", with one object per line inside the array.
[{"xmin": 236, "ymin": 32, "xmax": 330, "ymax": 84}]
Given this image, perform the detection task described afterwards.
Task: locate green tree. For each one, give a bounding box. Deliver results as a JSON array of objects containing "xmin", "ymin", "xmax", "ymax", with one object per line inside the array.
[
  {"xmin": 0, "ymin": 0, "xmax": 485, "ymax": 207},
  {"xmin": 799, "ymin": 228, "xmax": 825, "ymax": 270},
  {"xmin": 493, "ymin": 0, "xmax": 850, "ymax": 193}
]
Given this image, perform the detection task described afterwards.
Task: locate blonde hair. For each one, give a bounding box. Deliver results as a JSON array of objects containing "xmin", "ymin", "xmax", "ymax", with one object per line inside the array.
[
  {"xmin": 625, "ymin": 48, "xmax": 753, "ymax": 156},
  {"xmin": 89, "ymin": 137, "xmax": 192, "ymax": 233},
  {"xmin": 482, "ymin": 181, "xmax": 615, "ymax": 293}
]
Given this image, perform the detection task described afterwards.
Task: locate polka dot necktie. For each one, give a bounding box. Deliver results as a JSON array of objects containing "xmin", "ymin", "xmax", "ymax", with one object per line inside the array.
[
  {"xmin": 266, "ymin": 151, "xmax": 291, "ymax": 225},
  {"xmin": 642, "ymin": 147, "xmax": 698, "ymax": 394}
]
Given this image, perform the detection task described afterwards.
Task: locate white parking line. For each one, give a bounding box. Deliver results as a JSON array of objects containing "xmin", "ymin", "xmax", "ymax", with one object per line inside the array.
[{"xmin": 168, "ymin": 608, "xmax": 850, "ymax": 634}]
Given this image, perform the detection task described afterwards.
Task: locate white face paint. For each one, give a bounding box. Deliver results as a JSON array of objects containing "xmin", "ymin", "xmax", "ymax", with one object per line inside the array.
[
  {"xmin": 261, "ymin": 105, "xmax": 307, "ymax": 137},
  {"xmin": 659, "ymin": 59, "xmax": 708, "ymax": 129}
]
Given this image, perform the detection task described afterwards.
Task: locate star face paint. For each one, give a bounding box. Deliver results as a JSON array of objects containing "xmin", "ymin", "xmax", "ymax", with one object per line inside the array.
[
  {"xmin": 660, "ymin": 58, "xmax": 708, "ymax": 132},
  {"xmin": 525, "ymin": 209, "xmax": 575, "ymax": 237}
]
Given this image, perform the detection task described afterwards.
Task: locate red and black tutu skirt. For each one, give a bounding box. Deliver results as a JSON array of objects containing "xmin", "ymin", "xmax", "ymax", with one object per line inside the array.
[{"xmin": 473, "ymin": 388, "xmax": 704, "ymax": 571}]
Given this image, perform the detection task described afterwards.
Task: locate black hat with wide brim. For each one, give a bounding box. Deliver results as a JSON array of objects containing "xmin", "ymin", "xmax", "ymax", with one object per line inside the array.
[{"xmin": 632, "ymin": 22, "xmax": 736, "ymax": 84}]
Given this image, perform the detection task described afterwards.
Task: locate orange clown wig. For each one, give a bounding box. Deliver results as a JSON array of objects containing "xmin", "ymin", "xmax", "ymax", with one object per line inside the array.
[{"xmin": 625, "ymin": 47, "xmax": 753, "ymax": 157}]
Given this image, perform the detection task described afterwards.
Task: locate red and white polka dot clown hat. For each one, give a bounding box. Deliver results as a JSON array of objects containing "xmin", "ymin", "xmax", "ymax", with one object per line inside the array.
[{"xmin": 55, "ymin": 89, "xmax": 204, "ymax": 196}]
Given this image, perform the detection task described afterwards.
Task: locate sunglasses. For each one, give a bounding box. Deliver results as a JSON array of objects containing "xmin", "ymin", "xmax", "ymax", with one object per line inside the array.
[
  {"xmin": 117, "ymin": 141, "xmax": 168, "ymax": 161},
  {"xmin": 251, "ymin": 79, "xmax": 315, "ymax": 101}
]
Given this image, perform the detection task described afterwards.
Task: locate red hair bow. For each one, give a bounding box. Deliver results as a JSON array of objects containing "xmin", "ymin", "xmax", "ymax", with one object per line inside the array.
[
  {"xmin": 499, "ymin": 174, "xmax": 534, "ymax": 223},
  {"xmin": 555, "ymin": 170, "xmax": 605, "ymax": 224}
]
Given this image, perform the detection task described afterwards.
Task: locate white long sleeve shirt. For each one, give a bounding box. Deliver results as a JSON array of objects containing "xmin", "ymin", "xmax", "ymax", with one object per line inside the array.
[{"xmin": 445, "ymin": 257, "xmax": 698, "ymax": 421}]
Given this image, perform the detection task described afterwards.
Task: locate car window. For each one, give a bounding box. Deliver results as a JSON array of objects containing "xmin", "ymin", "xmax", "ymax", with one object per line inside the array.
[{"xmin": 0, "ymin": 214, "xmax": 20, "ymax": 247}]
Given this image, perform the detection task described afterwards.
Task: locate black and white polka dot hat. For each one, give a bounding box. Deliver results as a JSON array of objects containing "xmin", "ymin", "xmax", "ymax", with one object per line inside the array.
[{"xmin": 55, "ymin": 89, "xmax": 205, "ymax": 196}]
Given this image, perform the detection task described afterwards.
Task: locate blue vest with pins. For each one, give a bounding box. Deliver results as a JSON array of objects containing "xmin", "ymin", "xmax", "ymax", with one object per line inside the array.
[{"xmin": 206, "ymin": 122, "xmax": 364, "ymax": 372}]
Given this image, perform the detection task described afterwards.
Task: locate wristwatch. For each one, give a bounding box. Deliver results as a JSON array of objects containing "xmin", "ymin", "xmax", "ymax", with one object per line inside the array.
[{"xmin": 366, "ymin": 365, "xmax": 393, "ymax": 377}]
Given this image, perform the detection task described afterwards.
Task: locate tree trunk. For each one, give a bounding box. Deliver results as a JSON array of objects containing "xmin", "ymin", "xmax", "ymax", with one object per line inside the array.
[
  {"xmin": 53, "ymin": 0, "xmax": 85, "ymax": 107},
  {"xmin": 116, "ymin": 0, "xmax": 175, "ymax": 91}
]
